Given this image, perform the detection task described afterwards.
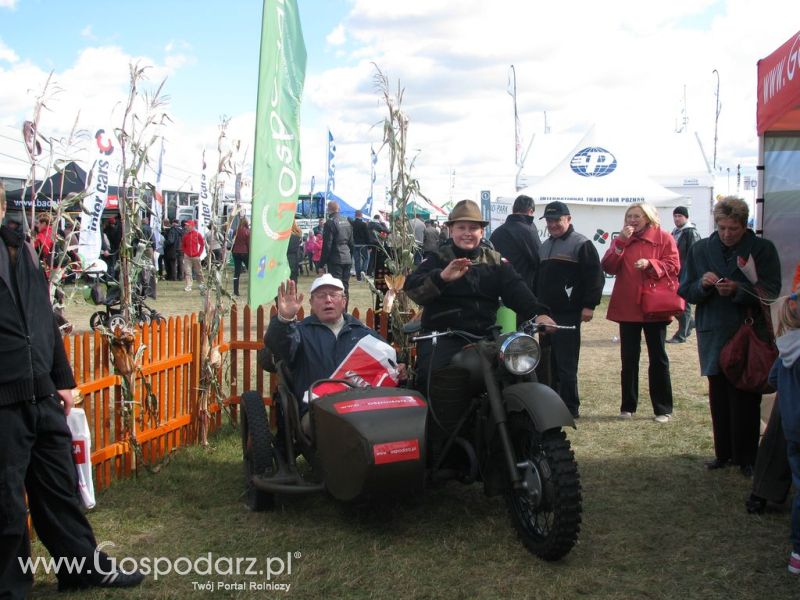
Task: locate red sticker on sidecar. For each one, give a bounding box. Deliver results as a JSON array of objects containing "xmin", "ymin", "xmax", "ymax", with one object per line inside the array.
[{"xmin": 373, "ymin": 439, "xmax": 421, "ymax": 465}]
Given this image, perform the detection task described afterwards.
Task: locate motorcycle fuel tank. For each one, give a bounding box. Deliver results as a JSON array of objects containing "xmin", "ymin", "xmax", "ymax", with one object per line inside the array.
[{"xmin": 312, "ymin": 387, "xmax": 428, "ymax": 502}]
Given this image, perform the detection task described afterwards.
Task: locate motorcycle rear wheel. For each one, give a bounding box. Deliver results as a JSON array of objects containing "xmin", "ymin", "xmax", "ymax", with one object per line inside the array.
[
  {"xmin": 505, "ymin": 418, "xmax": 582, "ymax": 561},
  {"xmin": 240, "ymin": 391, "xmax": 277, "ymax": 511}
]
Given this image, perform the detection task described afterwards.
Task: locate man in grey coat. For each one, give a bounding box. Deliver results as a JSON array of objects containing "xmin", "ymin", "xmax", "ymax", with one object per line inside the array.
[{"xmin": 667, "ymin": 206, "xmax": 702, "ymax": 343}]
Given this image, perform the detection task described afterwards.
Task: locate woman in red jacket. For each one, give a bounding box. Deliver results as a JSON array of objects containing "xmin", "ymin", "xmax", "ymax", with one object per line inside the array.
[{"xmin": 601, "ymin": 202, "xmax": 680, "ymax": 423}]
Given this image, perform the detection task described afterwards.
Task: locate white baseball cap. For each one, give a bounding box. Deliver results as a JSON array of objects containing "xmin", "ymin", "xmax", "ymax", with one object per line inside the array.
[{"xmin": 309, "ymin": 273, "xmax": 345, "ymax": 294}]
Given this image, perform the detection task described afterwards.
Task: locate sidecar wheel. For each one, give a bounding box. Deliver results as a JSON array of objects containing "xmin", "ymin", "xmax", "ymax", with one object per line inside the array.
[
  {"xmin": 505, "ymin": 419, "xmax": 582, "ymax": 561},
  {"xmin": 241, "ymin": 391, "xmax": 276, "ymax": 511}
]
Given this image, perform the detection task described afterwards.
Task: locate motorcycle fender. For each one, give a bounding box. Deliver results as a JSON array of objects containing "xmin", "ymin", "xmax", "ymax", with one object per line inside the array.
[{"xmin": 502, "ymin": 382, "xmax": 576, "ymax": 431}]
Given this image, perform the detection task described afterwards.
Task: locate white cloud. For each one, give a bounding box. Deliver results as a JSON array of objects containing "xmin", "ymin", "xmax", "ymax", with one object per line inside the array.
[
  {"xmin": 0, "ymin": 38, "xmax": 18, "ymax": 62},
  {"xmin": 293, "ymin": 0, "xmax": 800, "ymax": 205},
  {"xmin": 80, "ymin": 25, "xmax": 95, "ymax": 40},
  {"xmin": 0, "ymin": 0, "xmax": 17, "ymax": 8},
  {"xmin": 326, "ymin": 24, "xmax": 346, "ymax": 46}
]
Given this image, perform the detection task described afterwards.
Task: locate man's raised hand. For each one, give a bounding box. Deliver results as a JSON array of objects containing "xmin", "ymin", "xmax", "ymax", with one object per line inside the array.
[{"xmin": 277, "ymin": 279, "xmax": 304, "ymax": 320}]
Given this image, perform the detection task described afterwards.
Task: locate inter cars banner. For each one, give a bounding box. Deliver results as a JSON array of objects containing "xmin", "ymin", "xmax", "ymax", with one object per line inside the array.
[
  {"xmin": 151, "ymin": 139, "xmax": 165, "ymax": 258},
  {"xmin": 78, "ymin": 128, "xmax": 116, "ymax": 266},
  {"xmin": 197, "ymin": 151, "xmax": 211, "ymax": 261},
  {"xmin": 249, "ymin": 0, "xmax": 307, "ymax": 307}
]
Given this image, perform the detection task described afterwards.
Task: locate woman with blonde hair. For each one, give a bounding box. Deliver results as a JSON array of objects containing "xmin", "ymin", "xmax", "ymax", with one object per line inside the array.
[{"xmin": 601, "ymin": 202, "xmax": 680, "ymax": 423}]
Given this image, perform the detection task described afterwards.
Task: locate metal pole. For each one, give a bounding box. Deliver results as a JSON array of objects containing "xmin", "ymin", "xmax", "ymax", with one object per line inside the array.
[{"xmin": 712, "ymin": 70, "xmax": 721, "ymax": 170}]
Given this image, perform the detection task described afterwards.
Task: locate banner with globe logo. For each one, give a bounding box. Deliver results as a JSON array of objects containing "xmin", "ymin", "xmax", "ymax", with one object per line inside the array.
[{"xmin": 569, "ymin": 147, "xmax": 618, "ymax": 177}]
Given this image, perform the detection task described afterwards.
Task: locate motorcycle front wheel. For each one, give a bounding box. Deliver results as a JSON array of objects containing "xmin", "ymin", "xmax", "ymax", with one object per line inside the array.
[
  {"xmin": 505, "ymin": 417, "xmax": 582, "ymax": 561},
  {"xmin": 89, "ymin": 311, "xmax": 107, "ymax": 331}
]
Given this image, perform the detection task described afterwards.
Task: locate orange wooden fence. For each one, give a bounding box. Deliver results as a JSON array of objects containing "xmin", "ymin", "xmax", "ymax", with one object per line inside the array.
[{"xmin": 64, "ymin": 304, "xmax": 389, "ymax": 492}]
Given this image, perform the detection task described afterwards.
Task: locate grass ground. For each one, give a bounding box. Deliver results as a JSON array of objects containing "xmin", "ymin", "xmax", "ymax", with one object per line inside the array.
[{"xmin": 31, "ymin": 270, "xmax": 797, "ymax": 599}]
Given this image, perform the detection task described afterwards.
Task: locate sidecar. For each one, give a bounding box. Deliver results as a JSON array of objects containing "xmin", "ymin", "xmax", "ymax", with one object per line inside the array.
[{"xmin": 240, "ymin": 357, "xmax": 428, "ymax": 510}]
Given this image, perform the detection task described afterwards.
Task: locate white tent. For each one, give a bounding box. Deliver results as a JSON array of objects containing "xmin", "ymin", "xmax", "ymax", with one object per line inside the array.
[{"xmin": 495, "ymin": 126, "xmax": 690, "ymax": 294}]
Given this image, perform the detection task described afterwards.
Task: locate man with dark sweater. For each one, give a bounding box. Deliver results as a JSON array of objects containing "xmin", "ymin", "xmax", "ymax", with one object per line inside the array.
[
  {"xmin": 536, "ymin": 201, "xmax": 604, "ymax": 418},
  {"xmin": 489, "ymin": 194, "xmax": 541, "ymax": 293},
  {"xmin": 667, "ymin": 205, "xmax": 702, "ymax": 343},
  {"xmin": 0, "ymin": 184, "xmax": 143, "ymax": 596}
]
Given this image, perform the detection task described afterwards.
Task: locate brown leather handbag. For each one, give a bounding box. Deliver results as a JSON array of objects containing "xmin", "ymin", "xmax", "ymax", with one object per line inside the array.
[{"xmin": 719, "ymin": 307, "xmax": 778, "ymax": 394}]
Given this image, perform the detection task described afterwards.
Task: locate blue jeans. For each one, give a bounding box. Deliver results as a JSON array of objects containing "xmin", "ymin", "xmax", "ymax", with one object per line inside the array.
[
  {"xmin": 787, "ymin": 440, "xmax": 800, "ymax": 553},
  {"xmin": 353, "ymin": 245, "xmax": 369, "ymax": 279}
]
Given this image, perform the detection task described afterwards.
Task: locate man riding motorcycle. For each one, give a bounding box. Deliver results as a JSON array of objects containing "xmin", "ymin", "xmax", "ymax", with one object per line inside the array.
[{"xmin": 403, "ymin": 199, "xmax": 556, "ymax": 390}]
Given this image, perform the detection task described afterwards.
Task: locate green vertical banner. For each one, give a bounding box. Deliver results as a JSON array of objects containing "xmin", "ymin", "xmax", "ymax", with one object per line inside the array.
[{"xmin": 249, "ymin": 0, "xmax": 307, "ymax": 308}]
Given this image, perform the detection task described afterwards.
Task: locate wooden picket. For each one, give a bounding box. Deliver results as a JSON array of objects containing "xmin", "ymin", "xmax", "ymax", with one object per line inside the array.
[{"xmin": 62, "ymin": 302, "xmax": 392, "ymax": 492}]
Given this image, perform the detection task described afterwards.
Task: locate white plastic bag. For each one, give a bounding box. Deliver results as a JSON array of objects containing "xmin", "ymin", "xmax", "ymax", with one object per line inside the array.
[
  {"xmin": 304, "ymin": 335, "xmax": 400, "ymax": 404},
  {"xmin": 66, "ymin": 407, "xmax": 96, "ymax": 509}
]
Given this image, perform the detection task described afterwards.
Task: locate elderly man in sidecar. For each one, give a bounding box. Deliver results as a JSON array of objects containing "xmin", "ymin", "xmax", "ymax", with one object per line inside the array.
[{"xmin": 264, "ymin": 273, "xmax": 397, "ymax": 419}]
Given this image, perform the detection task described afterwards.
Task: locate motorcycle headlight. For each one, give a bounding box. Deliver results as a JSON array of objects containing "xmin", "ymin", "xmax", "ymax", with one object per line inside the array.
[{"xmin": 498, "ymin": 333, "xmax": 540, "ymax": 375}]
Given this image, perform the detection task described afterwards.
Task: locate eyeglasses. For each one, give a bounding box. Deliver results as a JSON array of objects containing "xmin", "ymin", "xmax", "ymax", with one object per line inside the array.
[{"xmin": 311, "ymin": 291, "xmax": 345, "ymax": 300}]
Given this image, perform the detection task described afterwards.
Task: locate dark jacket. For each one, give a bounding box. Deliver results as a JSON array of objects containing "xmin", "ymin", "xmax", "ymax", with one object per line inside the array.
[
  {"xmin": 404, "ymin": 242, "xmax": 549, "ymax": 335},
  {"xmin": 769, "ymin": 330, "xmax": 800, "ymax": 443},
  {"xmin": 367, "ymin": 219, "xmax": 389, "ymax": 246},
  {"xmin": 673, "ymin": 224, "xmax": 702, "ymax": 266},
  {"xmin": 678, "ymin": 230, "xmax": 781, "ymax": 376},
  {"xmin": 537, "ymin": 226, "xmax": 603, "ymax": 313},
  {"xmin": 350, "ymin": 218, "xmax": 370, "ymax": 245},
  {"xmin": 489, "ymin": 213, "xmax": 541, "ymax": 291},
  {"xmin": 321, "ymin": 212, "xmax": 354, "ymax": 266},
  {"xmin": 164, "ymin": 224, "xmax": 183, "ymax": 258},
  {"xmin": 265, "ymin": 313, "xmax": 385, "ymax": 404},
  {"xmin": 0, "ymin": 233, "xmax": 75, "ymax": 405},
  {"xmin": 287, "ymin": 233, "xmax": 303, "ymax": 268}
]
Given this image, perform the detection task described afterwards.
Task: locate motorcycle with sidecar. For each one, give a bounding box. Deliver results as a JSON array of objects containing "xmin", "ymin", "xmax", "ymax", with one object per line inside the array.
[{"xmin": 240, "ymin": 320, "xmax": 582, "ymax": 560}]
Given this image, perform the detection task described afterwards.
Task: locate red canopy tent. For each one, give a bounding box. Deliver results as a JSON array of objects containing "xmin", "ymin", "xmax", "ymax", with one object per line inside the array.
[{"xmin": 756, "ymin": 30, "xmax": 800, "ymax": 297}]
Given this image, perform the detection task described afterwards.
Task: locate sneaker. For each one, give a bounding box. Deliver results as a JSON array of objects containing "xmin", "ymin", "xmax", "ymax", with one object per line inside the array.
[
  {"xmin": 618, "ymin": 411, "xmax": 633, "ymax": 419},
  {"xmin": 654, "ymin": 414, "xmax": 672, "ymax": 424},
  {"xmin": 58, "ymin": 569, "xmax": 145, "ymax": 591},
  {"xmin": 199, "ymin": 284, "xmax": 207, "ymax": 292},
  {"xmin": 184, "ymin": 286, "xmax": 192, "ymax": 292},
  {"xmin": 789, "ymin": 552, "xmax": 800, "ymax": 575},
  {"xmin": 666, "ymin": 337, "xmax": 686, "ymax": 344}
]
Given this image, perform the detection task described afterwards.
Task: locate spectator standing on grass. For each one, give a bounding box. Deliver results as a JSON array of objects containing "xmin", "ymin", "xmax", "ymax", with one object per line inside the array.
[
  {"xmin": 536, "ymin": 201, "xmax": 604, "ymax": 418},
  {"xmin": 0, "ymin": 183, "xmax": 144, "ymax": 596},
  {"xmin": 320, "ymin": 201, "xmax": 354, "ymax": 297},
  {"xmin": 601, "ymin": 202, "xmax": 680, "ymax": 424},
  {"xmin": 163, "ymin": 219, "xmax": 181, "ymax": 281},
  {"xmin": 103, "ymin": 217, "xmax": 121, "ymax": 279},
  {"xmin": 231, "ymin": 217, "xmax": 250, "ymax": 297},
  {"xmin": 667, "ymin": 206, "xmax": 702, "ymax": 343},
  {"xmin": 422, "ymin": 219, "xmax": 440, "ymax": 257},
  {"xmin": 767, "ymin": 292, "xmax": 800, "ymax": 574},
  {"xmin": 678, "ymin": 196, "xmax": 781, "ymax": 475},
  {"xmin": 287, "ymin": 221, "xmax": 304, "ymax": 283},
  {"xmin": 489, "ymin": 194, "xmax": 541, "ymax": 294},
  {"xmin": 181, "ymin": 219, "xmax": 205, "ymax": 292},
  {"xmin": 367, "ymin": 214, "xmax": 389, "ymax": 276},
  {"xmin": 350, "ymin": 210, "xmax": 370, "ymax": 281}
]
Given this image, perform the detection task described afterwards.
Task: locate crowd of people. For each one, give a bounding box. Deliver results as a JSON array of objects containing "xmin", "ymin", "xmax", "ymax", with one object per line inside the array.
[
  {"xmin": 3, "ymin": 176, "xmax": 799, "ymax": 595},
  {"xmin": 269, "ymin": 193, "xmax": 799, "ymax": 575}
]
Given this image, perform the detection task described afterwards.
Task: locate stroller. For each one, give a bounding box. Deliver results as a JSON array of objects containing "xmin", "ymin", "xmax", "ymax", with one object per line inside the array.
[{"xmin": 87, "ymin": 265, "xmax": 165, "ymax": 331}]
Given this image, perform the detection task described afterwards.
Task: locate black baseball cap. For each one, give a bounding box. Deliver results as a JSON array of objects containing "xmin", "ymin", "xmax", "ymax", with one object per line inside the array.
[{"xmin": 540, "ymin": 201, "xmax": 571, "ymax": 219}]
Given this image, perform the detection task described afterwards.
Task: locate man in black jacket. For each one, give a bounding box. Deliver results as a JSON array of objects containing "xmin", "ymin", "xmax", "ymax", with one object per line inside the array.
[
  {"xmin": 320, "ymin": 201, "xmax": 354, "ymax": 297},
  {"xmin": 537, "ymin": 201, "xmax": 604, "ymax": 418},
  {"xmin": 668, "ymin": 206, "xmax": 702, "ymax": 343},
  {"xmin": 0, "ymin": 184, "xmax": 143, "ymax": 597},
  {"xmin": 489, "ymin": 194, "xmax": 541, "ymax": 293},
  {"xmin": 349, "ymin": 210, "xmax": 370, "ymax": 281},
  {"xmin": 404, "ymin": 199, "xmax": 555, "ymax": 392}
]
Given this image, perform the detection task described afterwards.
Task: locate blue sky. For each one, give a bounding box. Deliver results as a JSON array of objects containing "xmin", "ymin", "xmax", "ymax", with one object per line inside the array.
[
  {"xmin": 1, "ymin": 0, "xmax": 348, "ymax": 125},
  {"xmin": 2, "ymin": 0, "xmax": 800, "ymax": 206}
]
